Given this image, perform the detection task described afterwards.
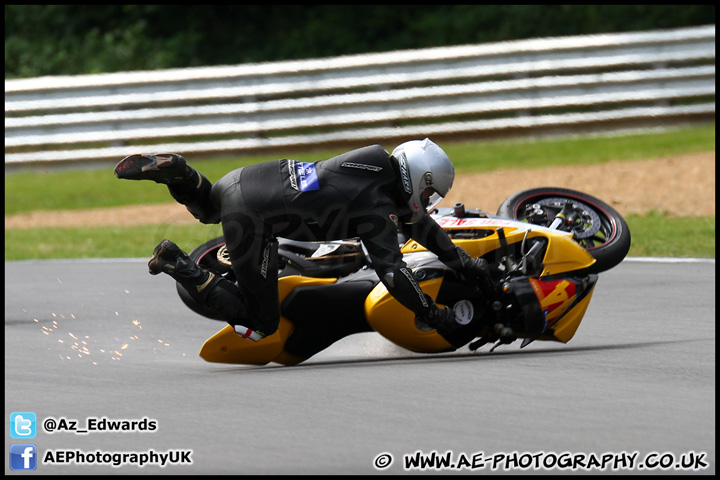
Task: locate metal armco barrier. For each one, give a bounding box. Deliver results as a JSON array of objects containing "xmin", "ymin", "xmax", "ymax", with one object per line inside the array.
[{"xmin": 5, "ymin": 25, "xmax": 715, "ymax": 166}]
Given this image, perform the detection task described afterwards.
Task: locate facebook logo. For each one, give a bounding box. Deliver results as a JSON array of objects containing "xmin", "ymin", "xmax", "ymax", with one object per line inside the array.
[
  {"xmin": 10, "ymin": 444, "xmax": 37, "ymax": 470},
  {"xmin": 10, "ymin": 412, "xmax": 37, "ymax": 439}
]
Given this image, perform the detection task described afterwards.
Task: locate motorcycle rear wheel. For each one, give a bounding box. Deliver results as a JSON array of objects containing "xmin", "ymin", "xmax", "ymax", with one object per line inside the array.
[
  {"xmin": 497, "ymin": 187, "xmax": 631, "ymax": 273},
  {"xmin": 176, "ymin": 236, "xmax": 231, "ymax": 321}
]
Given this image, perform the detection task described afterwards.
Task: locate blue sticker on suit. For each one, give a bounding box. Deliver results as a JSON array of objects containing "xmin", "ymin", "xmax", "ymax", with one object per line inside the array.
[{"xmin": 289, "ymin": 160, "xmax": 319, "ymax": 192}]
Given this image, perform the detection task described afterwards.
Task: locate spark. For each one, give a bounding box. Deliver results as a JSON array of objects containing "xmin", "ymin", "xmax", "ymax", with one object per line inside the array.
[{"xmin": 120, "ymin": 344, "xmax": 129, "ymax": 350}]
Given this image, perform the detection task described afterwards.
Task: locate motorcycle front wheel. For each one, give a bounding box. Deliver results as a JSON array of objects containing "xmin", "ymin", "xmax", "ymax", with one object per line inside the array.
[{"xmin": 497, "ymin": 187, "xmax": 631, "ymax": 273}]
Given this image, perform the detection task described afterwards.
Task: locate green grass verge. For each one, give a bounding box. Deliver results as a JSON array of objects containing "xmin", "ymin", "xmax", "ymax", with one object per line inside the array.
[
  {"xmin": 5, "ymin": 123, "xmax": 715, "ymax": 215},
  {"xmin": 5, "ymin": 213, "xmax": 714, "ymax": 261},
  {"xmin": 5, "ymin": 124, "xmax": 715, "ymax": 260},
  {"xmin": 5, "ymin": 223, "xmax": 224, "ymax": 261},
  {"xmin": 624, "ymin": 212, "xmax": 715, "ymax": 259},
  {"xmin": 445, "ymin": 123, "xmax": 716, "ymax": 173}
]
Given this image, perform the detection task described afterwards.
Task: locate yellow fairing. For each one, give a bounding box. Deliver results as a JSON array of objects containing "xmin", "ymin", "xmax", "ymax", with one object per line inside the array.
[
  {"xmin": 544, "ymin": 287, "xmax": 595, "ymax": 343},
  {"xmin": 364, "ymin": 277, "xmax": 453, "ymax": 353},
  {"xmin": 199, "ymin": 276, "xmax": 336, "ymax": 365},
  {"xmin": 534, "ymin": 233, "xmax": 596, "ymax": 276},
  {"xmin": 402, "ymin": 225, "xmax": 596, "ymax": 276}
]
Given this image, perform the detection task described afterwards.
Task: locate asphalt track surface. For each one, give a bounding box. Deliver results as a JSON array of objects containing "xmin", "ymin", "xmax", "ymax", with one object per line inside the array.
[{"xmin": 5, "ymin": 257, "xmax": 715, "ymax": 475}]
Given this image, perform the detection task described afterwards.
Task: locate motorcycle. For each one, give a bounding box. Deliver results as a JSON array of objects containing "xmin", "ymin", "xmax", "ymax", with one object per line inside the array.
[{"xmin": 177, "ymin": 187, "xmax": 631, "ymax": 366}]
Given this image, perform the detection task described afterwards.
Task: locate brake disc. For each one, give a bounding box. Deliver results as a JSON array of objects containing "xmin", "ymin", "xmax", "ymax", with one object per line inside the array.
[{"xmin": 535, "ymin": 197, "xmax": 602, "ymax": 239}]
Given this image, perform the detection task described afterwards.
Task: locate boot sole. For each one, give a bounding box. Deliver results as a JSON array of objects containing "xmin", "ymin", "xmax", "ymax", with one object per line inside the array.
[
  {"xmin": 114, "ymin": 154, "xmax": 184, "ymax": 182},
  {"xmin": 148, "ymin": 239, "xmax": 180, "ymax": 275}
]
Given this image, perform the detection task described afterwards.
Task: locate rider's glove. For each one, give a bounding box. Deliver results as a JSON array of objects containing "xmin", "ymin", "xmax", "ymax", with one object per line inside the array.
[
  {"xmin": 457, "ymin": 248, "xmax": 497, "ymax": 298},
  {"xmin": 416, "ymin": 302, "xmax": 458, "ymax": 331},
  {"xmin": 464, "ymin": 257, "xmax": 493, "ymax": 283}
]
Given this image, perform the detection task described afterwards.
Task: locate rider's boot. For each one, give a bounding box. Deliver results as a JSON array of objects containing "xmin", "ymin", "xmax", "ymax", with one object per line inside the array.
[
  {"xmin": 148, "ymin": 239, "xmax": 217, "ymax": 294},
  {"xmin": 114, "ymin": 153, "xmax": 200, "ymax": 186},
  {"xmin": 148, "ymin": 239, "xmax": 266, "ymax": 342},
  {"xmin": 114, "ymin": 153, "xmax": 215, "ymax": 223}
]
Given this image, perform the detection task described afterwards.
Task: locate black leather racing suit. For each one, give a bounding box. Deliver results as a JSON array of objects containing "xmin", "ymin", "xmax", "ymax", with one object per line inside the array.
[{"xmin": 171, "ymin": 145, "xmax": 468, "ymax": 336}]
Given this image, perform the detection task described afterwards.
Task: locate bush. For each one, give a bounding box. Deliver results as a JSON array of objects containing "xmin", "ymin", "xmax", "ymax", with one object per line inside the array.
[{"xmin": 5, "ymin": 5, "xmax": 716, "ymax": 78}]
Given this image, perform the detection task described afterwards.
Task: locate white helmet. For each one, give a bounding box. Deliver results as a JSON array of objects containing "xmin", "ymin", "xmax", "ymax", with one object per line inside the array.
[{"xmin": 391, "ymin": 138, "xmax": 455, "ymax": 223}]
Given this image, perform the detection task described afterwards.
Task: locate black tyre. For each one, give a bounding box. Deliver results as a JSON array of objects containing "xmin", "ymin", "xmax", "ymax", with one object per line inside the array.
[
  {"xmin": 176, "ymin": 236, "xmax": 232, "ymax": 321},
  {"xmin": 497, "ymin": 187, "xmax": 631, "ymax": 273}
]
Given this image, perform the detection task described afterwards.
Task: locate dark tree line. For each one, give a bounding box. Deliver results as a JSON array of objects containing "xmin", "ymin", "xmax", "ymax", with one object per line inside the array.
[{"xmin": 5, "ymin": 4, "xmax": 714, "ymax": 79}]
